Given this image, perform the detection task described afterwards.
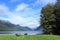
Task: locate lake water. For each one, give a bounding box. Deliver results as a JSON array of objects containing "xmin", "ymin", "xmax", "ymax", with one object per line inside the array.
[{"xmin": 0, "ymin": 31, "xmax": 42, "ymax": 34}]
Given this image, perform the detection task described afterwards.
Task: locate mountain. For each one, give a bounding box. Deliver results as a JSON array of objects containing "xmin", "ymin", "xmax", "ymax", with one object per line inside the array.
[
  {"xmin": 34, "ymin": 26, "xmax": 42, "ymax": 31},
  {"xmin": 0, "ymin": 20, "xmax": 32, "ymax": 31}
]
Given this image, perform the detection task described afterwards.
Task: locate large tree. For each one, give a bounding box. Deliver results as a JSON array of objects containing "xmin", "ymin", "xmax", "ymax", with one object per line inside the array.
[
  {"xmin": 40, "ymin": 0, "xmax": 60, "ymax": 35},
  {"xmin": 40, "ymin": 4, "xmax": 56, "ymax": 34},
  {"xmin": 53, "ymin": 0, "xmax": 60, "ymax": 34}
]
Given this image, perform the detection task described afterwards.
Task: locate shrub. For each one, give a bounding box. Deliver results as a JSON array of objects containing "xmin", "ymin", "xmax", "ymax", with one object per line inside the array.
[
  {"xmin": 24, "ymin": 33, "xmax": 28, "ymax": 35},
  {"xmin": 15, "ymin": 34, "xmax": 20, "ymax": 36}
]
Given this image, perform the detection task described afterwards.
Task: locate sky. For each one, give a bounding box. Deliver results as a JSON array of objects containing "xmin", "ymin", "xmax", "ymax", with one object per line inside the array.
[{"xmin": 0, "ymin": 0, "xmax": 56, "ymax": 29}]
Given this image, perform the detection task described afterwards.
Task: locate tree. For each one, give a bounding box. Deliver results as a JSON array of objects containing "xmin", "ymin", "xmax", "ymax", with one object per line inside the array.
[
  {"xmin": 53, "ymin": 0, "xmax": 60, "ymax": 34},
  {"xmin": 40, "ymin": 4, "xmax": 56, "ymax": 34},
  {"xmin": 40, "ymin": 0, "xmax": 60, "ymax": 35}
]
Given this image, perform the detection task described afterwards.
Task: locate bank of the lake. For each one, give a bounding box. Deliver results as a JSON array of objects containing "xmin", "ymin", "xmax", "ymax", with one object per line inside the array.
[
  {"xmin": 0, "ymin": 34, "xmax": 60, "ymax": 40},
  {"xmin": 0, "ymin": 31, "xmax": 42, "ymax": 34}
]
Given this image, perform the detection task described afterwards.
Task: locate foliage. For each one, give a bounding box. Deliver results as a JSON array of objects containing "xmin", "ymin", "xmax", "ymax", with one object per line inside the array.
[
  {"xmin": 52, "ymin": 0, "xmax": 60, "ymax": 34},
  {"xmin": 40, "ymin": 0, "xmax": 60, "ymax": 35},
  {"xmin": 24, "ymin": 33, "xmax": 28, "ymax": 35},
  {"xmin": 15, "ymin": 34, "xmax": 21, "ymax": 36},
  {"xmin": 40, "ymin": 4, "xmax": 56, "ymax": 34}
]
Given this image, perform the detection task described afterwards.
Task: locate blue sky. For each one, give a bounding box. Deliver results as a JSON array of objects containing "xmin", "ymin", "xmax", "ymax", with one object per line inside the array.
[{"xmin": 0, "ymin": 0, "xmax": 56, "ymax": 29}]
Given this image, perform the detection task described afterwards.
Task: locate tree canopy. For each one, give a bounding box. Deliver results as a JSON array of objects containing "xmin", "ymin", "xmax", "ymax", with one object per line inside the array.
[
  {"xmin": 40, "ymin": 4, "xmax": 56, "ymax": 34},
  {"xmin": 40, "ymin": 0, "xmax": 60, "ymax": 35}
]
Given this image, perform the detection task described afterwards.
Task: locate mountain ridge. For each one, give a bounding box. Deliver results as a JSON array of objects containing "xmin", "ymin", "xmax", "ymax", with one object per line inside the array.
[{"xmin": 0, "ymin": 19, "xmax": 32, "ymax": 31}]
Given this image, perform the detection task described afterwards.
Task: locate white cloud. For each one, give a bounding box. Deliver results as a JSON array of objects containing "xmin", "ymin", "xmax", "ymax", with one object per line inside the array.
[
  {"xmin": 14, "ymin": 3, "xmax": 40, "ymax": 18},
  {"xmin": 8, "ymin": 16, "xmax": 40, "ymax": 28},
  {"xmin": 15, "ymin": 3, "xmax": 29, "ymax": 12},
  {"xmin": 0, "ymin": 3, "xmax": 40, "ymax": 29},
  {"xmin": 0, "ymin": 4, "xmax": 9, "ymax": 13},
  {"xmin": 32, "ymin": 0, "xmax": 56, "ymax": 7},
  {"xmin": 43, "ymin": 0, "xmax": 56, "ymax": 4}
]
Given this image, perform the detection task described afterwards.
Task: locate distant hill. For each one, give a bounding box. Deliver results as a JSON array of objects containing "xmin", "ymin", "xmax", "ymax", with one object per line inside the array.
[
  {"xmin": 0, "ymin": 20, "xmax": 32, "ymax": 31},
  {"xmin": 34, "ymin": 26, "xmax": 42, "ymax": 31}
]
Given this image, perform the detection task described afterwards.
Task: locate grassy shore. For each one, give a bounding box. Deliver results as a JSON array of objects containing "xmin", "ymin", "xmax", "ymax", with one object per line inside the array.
[{"xmin": 0, "ymin": 34, "xmax": 60, "ymax": 40}]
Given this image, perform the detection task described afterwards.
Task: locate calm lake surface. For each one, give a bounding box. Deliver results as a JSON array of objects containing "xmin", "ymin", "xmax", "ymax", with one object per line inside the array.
[{"xmin": 0, "ymin": 31, "xmax": 42, "ymax": 34}]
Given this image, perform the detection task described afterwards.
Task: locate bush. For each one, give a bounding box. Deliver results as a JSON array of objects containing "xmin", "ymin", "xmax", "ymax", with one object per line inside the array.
[
  {"xmin": 24, "ymin": 33, "xmax": 28, "ymax": 35},
  {"xmin": 15, "ymin": 34, "xmax": 20, "ymax": 36}
]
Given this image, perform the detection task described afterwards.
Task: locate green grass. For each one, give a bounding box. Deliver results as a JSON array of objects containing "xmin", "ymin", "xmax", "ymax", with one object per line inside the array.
[{"xmin": 0, "ymin": 34, "xmax": 60, "ymax": 40}]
